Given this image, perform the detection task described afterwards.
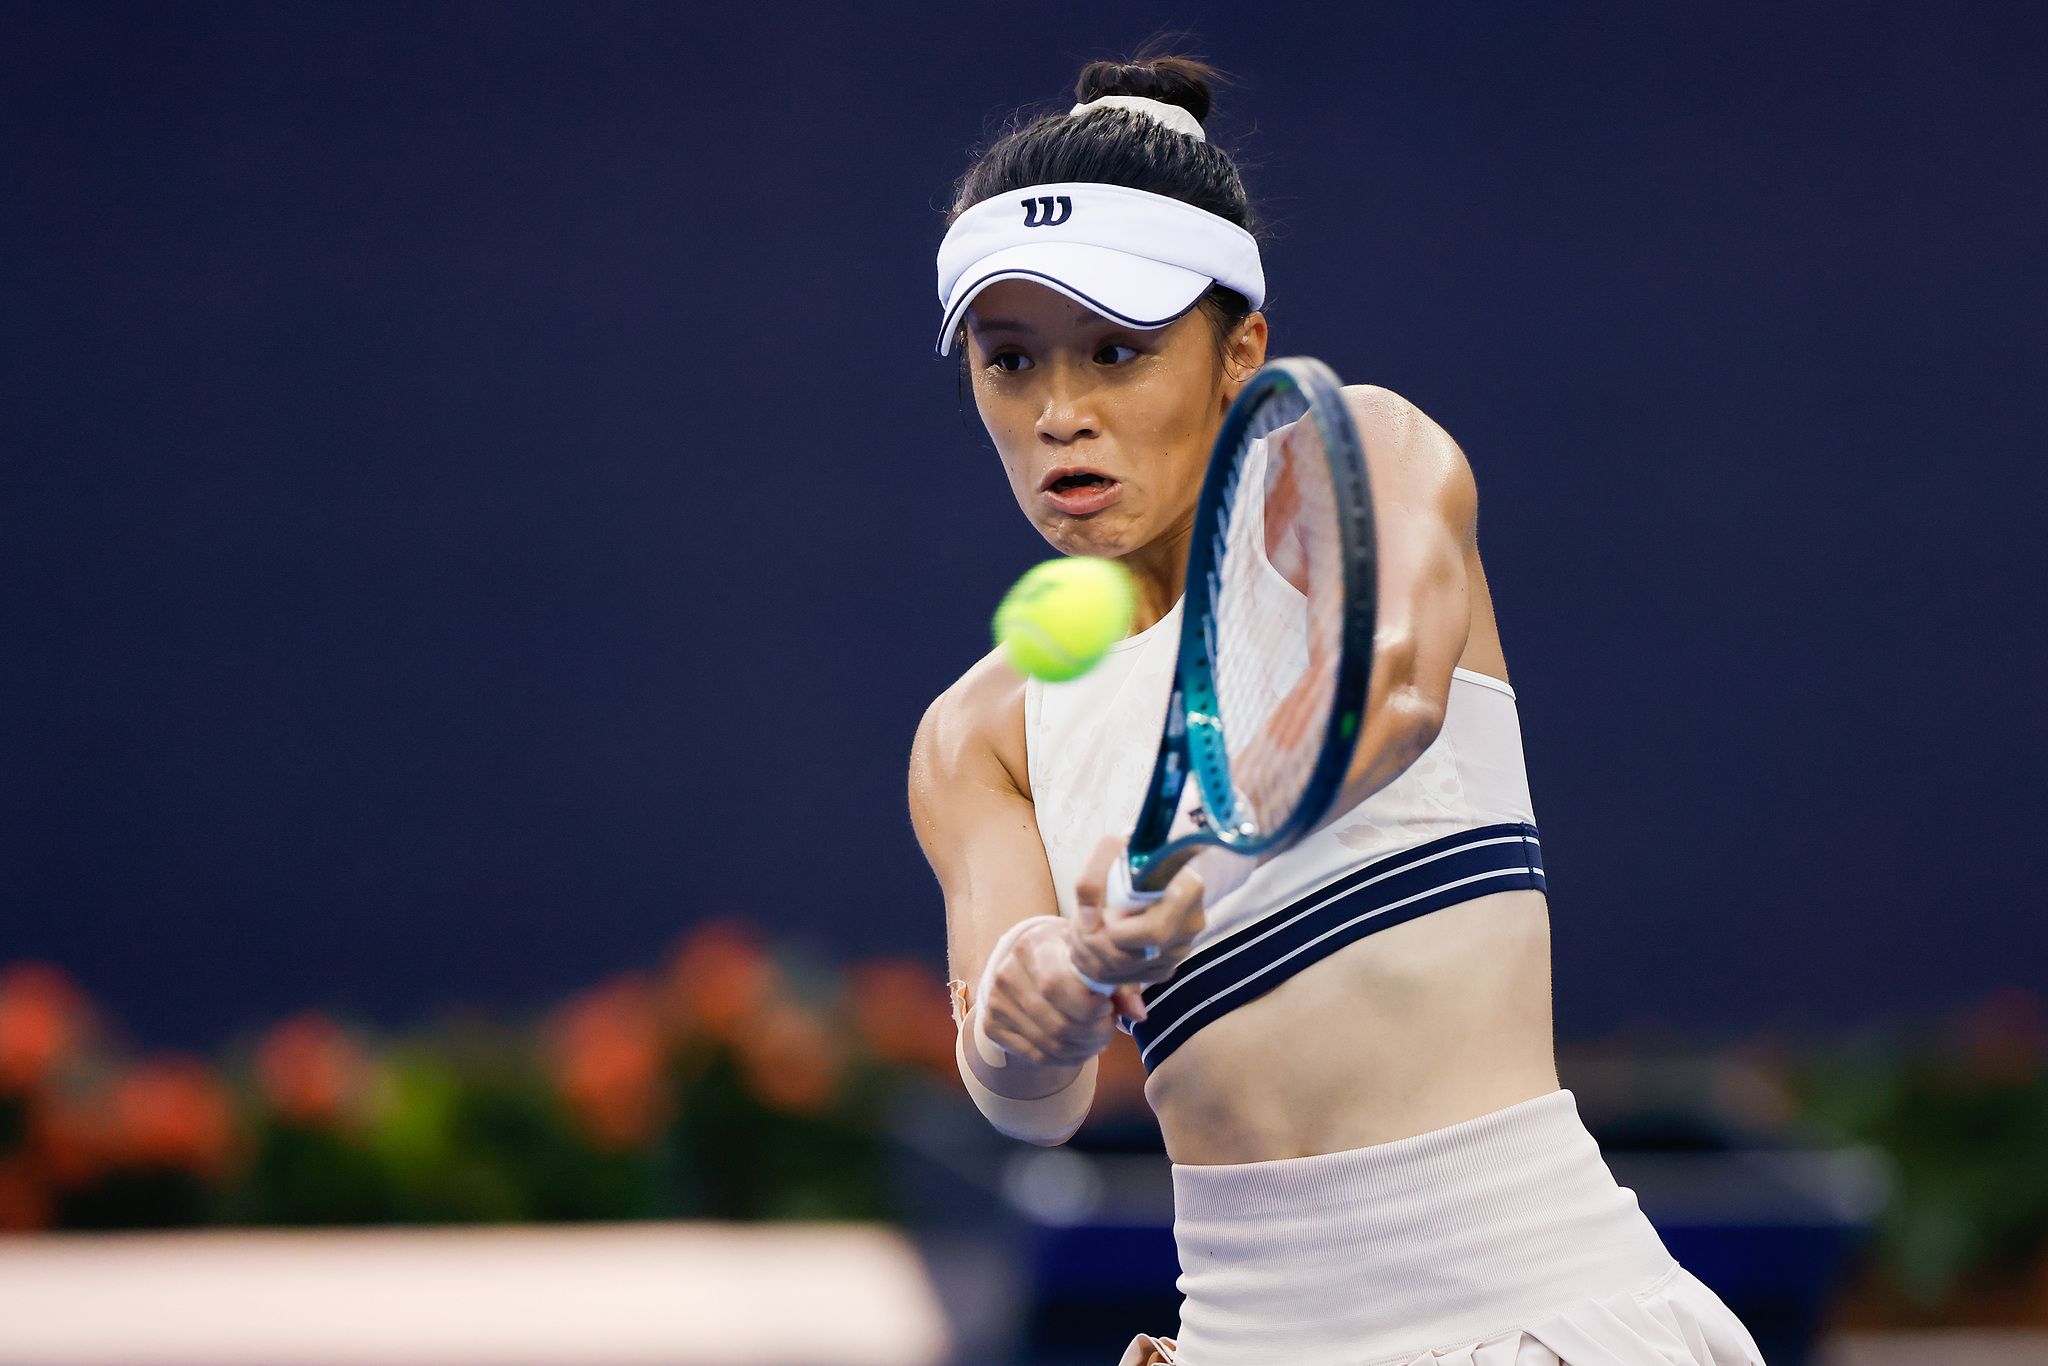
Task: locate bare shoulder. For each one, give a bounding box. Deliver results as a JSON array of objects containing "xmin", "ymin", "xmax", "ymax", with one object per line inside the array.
[
  {"xmin": 909, "ymin": 646, "xmax": 1030, "ymax": 818},
  {"xmin": 1342, "ymin": 384, "xmax": 1470, "ymax": 475},
  {"xmin": 1341, "ymin": 384, "xmax": 1477, "ymax": 533}
]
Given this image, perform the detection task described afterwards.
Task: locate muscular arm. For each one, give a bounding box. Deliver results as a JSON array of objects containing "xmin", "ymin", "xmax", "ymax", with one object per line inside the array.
[
  {"xmin": 908, "ymin": 652, "xmax": 1112, "ymax": 1103},
  {"xmin": 910, "ymin": 652, "xmax": 1053, "ymax": 988},
  {"xmin": 1331, "ymin": 385, "xmax": 1481, "ymax": 814}
]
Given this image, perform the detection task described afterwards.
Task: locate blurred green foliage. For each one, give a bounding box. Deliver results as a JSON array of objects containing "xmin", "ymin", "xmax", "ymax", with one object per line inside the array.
[
  {"xmin": 1797, "ymin": 991, "xmax": 2048, "ymax": 1305},
  {"xmin": 0, "ymin": 926, "xmax": 955, "ymax": 1232},
  {"xmin": 228, "ymin": 1039, "xmax": 664, "ymax": 1225},
  {"xmin": 668, "ymin": 1049, "xmax": 888, "ymax": 1222}
]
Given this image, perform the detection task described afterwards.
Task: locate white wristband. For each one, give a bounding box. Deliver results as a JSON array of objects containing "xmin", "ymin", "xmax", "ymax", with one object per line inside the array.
[{"xmin": 954, "ymin": 1008, "xmax": 1098, "ymax": 1146}]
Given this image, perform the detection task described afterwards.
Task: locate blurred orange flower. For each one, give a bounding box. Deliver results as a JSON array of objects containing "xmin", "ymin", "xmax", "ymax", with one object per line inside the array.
[
  {"xmin": 733, "ymin": 998, "xmax": 844, "ymax": 1116},
  {"xmin": 0, "ymin": 1155, "xmax": 50, "ymax": 1232},
  {"xmin": 0, "ymin": 963, "xmax": 91, "ymax": 1092},
  {"xmin": 545, "ymin": 975, "xmax": 667, "ymax": 1150},
  {"xmin": 29, "ymin": 1090, "xmax": 111, "ymax": 1189},
  {"xmin": 256, "ymin": 1013, "xmax": 372, "ymax": 1126},
  {"xmin": 847, "ymin": 960, "xmax": 954, "ymax": 1075},
  {"xmin": 664, "ymin": 920, "xmax": 772, "ymax": 1041},
  {"xmin": 109, "ymin": 1056, "xmax": 234, "ymax": 1177},
  {"xmin": 1952, "ymin": 988, "xmax": 2046, "ymax": 1083}
]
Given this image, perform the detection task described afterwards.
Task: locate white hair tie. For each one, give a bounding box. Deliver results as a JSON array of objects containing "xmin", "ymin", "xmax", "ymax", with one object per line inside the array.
[{"xmin": 1068, "ymin": 95, "xmax": 1206, "ymax": 142}]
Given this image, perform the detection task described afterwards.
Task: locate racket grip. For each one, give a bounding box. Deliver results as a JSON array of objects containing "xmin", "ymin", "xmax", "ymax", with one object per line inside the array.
[{"xmin": 1106, "ymin": 855, "xmax": 1166, "ymax": 914}]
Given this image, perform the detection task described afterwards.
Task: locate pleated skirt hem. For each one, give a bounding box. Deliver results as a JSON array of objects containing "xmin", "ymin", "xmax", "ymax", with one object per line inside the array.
[{"xmin": 1148, "ymin": 1091, "xmax": 1766, "ymax": 1366}]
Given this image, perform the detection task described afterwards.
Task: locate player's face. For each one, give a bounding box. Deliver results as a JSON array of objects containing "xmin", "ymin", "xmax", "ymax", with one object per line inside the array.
[{"xmin": 964, "ymin": 280, "xmax": 1266, "ymax": 564}]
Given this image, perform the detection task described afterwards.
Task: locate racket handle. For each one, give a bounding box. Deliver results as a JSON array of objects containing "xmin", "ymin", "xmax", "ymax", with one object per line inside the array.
[{"xmin": 1106, "ymin": 855, "xmax": 1166, "ymax": 914}]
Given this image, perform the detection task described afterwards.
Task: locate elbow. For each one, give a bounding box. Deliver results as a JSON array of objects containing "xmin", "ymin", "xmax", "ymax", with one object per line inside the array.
[
  {"xmin": 1371, "ymin": 630, "xmax": 1447, "ymax": 763},
  {"xmin": 1337, "ymin": 682, "xmax": 1445, "ymax": 813},
  {"xmin": 1386, "ymin": 685, "xmax": 1446, "ymax": 771}
]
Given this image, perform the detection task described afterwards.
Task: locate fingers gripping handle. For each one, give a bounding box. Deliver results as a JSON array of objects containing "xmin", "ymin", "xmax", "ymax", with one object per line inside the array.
[
  {"xmin": 972, "ymin": 915, "xmax": 1060, "ymax": 1064},
  {"xmin": 1071, "ymin": 855, "xmax": 1166, "ymax": 998},
  {"xmin": 1107, "ymin": 854, "xmax": 1166, "ymax": 913}
]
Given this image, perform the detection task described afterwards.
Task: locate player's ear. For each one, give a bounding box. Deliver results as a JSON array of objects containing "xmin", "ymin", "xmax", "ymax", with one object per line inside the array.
[{"xmin": 1221, "ymin": 312, "xmax": 1268, "ymax": 392}]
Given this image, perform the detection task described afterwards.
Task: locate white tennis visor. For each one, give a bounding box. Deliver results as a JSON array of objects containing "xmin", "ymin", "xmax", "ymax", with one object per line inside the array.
[{"xmin": 934, "ymin": 181, "xmax": 1265, "ymax": 356}]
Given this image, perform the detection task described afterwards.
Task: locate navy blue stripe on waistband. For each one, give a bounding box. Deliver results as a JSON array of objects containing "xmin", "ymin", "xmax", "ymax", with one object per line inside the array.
[{"xmin": 1130, "ymin": 822, "xmax": 1545, "ymax": 1073}]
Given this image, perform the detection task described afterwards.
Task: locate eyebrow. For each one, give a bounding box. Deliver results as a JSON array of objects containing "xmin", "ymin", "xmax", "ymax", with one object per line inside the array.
[{"xmin": 968, "ymin": 317, "xmax": 1033, "ymax": 335}]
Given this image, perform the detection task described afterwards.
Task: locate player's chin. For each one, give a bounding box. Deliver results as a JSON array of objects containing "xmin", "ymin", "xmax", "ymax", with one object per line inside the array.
[{"xmin": 1039, "ymin": 509, "xmax": 1142, "ymax": 559}]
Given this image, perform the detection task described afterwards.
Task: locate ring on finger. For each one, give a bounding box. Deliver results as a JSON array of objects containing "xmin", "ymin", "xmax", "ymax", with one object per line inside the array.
[{"xmin": 1143, "ymin": 944, "xmax": 1160, "ymax": 962}]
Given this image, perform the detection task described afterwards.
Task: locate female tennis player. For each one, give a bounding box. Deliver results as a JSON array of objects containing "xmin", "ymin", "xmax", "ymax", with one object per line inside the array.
[{"xmin": 908, "ymin": 56, "xmax": 1764, "ymax": 1366}]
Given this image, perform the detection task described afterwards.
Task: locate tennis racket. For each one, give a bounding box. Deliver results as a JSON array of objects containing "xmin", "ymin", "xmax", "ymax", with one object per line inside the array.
[{"xmin": 1108, "ymin": 357, "xmax": 1378, "ymax": 908}]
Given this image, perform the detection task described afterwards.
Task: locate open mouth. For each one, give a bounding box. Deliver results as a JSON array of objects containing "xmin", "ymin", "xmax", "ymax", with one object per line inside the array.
[{"xmin": 1039, "ymin": 467, "xmax": 1122, "ymax": 516}]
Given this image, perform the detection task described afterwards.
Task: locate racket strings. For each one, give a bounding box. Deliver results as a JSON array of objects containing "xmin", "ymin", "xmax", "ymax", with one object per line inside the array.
[{"xmin": 1209, "ymin": 399, "xmax": 1345, "ymax": 837}]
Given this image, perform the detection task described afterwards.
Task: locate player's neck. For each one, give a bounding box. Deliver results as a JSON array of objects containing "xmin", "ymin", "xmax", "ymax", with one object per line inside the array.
[{"xmin": 1121, "ymin": 522, "xmax": 1192, "ymax": 633}]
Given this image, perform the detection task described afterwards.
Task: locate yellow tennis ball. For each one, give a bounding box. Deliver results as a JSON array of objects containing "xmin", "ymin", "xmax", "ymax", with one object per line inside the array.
[{"xmin": 994, "ymin": 557, "xmax": 1137, "ymax": 682}]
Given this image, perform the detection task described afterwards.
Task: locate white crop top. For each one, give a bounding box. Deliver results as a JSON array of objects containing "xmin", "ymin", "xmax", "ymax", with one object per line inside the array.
[{"xmin": 1024, "ymin": 602, "xmax": 1541, "ymax": 959}]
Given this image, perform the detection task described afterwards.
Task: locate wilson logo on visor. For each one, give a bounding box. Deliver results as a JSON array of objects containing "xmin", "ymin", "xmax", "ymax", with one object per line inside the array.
[{"xmin": 1020, "ymin": 195, "xmax": 1073, "ymax": 228}]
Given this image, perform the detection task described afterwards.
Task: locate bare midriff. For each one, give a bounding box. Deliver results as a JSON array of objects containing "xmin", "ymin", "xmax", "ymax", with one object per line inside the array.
[
  {"xmin": 1143, "ymin": 888, "xmax": 1558, "ymax": 1164},
  {"xmin": 1143, "ymin": 547, "xmax": 1559, "ymax": 1166}
]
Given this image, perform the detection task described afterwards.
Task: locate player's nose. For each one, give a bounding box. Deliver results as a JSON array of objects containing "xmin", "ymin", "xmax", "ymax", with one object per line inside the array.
[{"xmin": 1036, "ymin": 369, "xmax": 1101, "ymax": 445}]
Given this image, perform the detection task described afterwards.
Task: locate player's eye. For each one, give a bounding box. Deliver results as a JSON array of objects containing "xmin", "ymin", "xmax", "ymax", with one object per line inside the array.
[
  {"xmin": 1093, "ymin": 344, "xmax": 1139, "ymax": 366},
  {"xmin": 990, "ymin": 351, "xmax": 1033, "ymax": 373}
]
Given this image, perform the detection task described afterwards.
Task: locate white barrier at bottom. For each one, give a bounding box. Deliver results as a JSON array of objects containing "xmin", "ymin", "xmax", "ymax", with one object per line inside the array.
[{"xmin": 0, "ymin": 1222, "xmax": 952, "ymax": 1366}]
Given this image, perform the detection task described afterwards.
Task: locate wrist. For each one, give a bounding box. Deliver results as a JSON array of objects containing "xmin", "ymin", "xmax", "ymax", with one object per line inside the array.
[
  {"xmin": 954, "ymin": 1020, "xmax": 1099, "ymax": 1146},
  {"xmin": 964, "ymin": 1000, "xmax": 1094, "ymax": 1095},
  {"xmin": 1066, "ymin": 919, "xmax": 1167, "ymax": 992}
]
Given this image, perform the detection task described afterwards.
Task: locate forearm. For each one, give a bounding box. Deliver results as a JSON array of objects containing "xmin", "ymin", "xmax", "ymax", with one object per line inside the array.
[{"xmin": 914, "ymin": 672, "xmax": 1108, "ymax": 1143}]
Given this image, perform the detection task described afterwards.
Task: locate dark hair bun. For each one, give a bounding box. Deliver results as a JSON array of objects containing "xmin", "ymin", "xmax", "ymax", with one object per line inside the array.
[
  {"xmin": 948, "ymin": 50, "xmax": 1255, "ymax": 245},
  {"xmin": 1074, "ymin": 55, "xmax": 1219, "ymax": 126}
]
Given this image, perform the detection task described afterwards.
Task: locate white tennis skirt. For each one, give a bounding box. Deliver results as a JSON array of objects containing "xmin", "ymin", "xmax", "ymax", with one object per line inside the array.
[{"xmin": 1156, "ymin": 1090, "xmax": 1765, "ymax": 1366}]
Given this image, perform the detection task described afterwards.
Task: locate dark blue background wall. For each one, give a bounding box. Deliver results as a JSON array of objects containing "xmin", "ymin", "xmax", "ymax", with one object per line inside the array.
[{"xmin": 4, "ymin": 2, "xmax": 2042, "ymax": 1047}]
